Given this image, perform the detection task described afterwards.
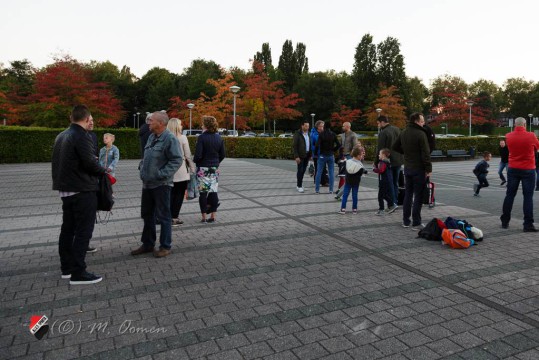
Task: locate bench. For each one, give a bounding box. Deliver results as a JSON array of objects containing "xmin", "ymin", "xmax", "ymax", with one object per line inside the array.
[
  {"xmin": 430, "ymin": 150, "xmax": 446, "ymax": 159},
  {"xmin": 447, "ymin": 149, "xmax": 471, "ymax": 159}
]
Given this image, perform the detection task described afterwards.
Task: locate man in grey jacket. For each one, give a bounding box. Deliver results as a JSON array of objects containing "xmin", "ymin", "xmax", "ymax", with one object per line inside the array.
[
  {"xmin": 131, "ymin": 111, "xmax": 182, "ymax": 258},
  {"xmin": 376, "ymin": 116, "xmax": 403, "ymax": 207}
]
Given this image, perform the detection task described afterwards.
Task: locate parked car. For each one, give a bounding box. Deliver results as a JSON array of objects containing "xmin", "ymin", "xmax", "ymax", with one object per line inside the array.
[
  {"xmin": 445, "ymin": 134, "xmax": 464, "ymax": 138},
  {"xmin": 278, "ymin": 133, "xmax": 293, "ymax": 138},
  {"xmin": 257, "ymin": 133, "xmax": 274, "ymax": 137},
  {"xmin": 355, "ymin": 133, "xmax": 370, "ymax": 138},
  {"xmin": 182, "ymin": 129, "xmax": 203, "ymax": 136},
  {"xmin": 240, "ymin": 132, "xmax": 256, "ymax": 138}
]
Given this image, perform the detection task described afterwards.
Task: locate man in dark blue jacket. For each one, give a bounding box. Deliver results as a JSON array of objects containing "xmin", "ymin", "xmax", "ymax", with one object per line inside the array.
[{"xmin": 52, "ymin": 105, "xmax": 107, "ymax": 285}]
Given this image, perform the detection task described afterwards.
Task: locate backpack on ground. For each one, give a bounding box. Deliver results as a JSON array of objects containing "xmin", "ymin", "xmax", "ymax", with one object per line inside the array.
[
  {"xmin": 442, "ymin": 228, "xmax": 474, "ymax": 249},
  {"xmin": 97, "ymin": 173, "xmax": 114, "ymax": 211},
  {"xmin": 417, "ymin": 218, "xmax": 446, "ymax": 241}
]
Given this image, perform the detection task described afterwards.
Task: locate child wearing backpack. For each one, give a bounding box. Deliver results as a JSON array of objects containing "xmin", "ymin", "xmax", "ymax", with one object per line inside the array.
[
  {"xmin": 373, "ymin": 148, "xmax": 398, "ymax": 215},
  {"xmin": 473, "ymin": 151, "xmax": 491, "ymax": 197},
  {"xmin": 338, "ymin": 146, "xmax": 367, "ymax": 215}
]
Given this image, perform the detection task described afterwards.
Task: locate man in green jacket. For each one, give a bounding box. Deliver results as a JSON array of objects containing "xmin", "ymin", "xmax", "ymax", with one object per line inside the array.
[
  {"xmin": 393, "ymin": 113, "xmax": 432, "ymax": 230},
  {"xmin": 376, "ymin": 116, "xmax": 404, "ymax": 207}
]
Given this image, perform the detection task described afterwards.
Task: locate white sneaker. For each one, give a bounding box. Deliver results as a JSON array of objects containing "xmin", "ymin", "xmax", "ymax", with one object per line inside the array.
[{"xmin": 297, "ymin": 187, "xmax": 304, "ymax": 193}]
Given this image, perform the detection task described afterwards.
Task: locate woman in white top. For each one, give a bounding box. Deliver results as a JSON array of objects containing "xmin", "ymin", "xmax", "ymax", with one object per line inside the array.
[{"xmin": 167, "ymin": 118, "xmax": 196, "ymax": 226}]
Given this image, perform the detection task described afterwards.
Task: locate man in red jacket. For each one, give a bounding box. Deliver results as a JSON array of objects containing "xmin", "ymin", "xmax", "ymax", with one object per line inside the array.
[{"xmin": 501, "ymin": 117, "xmax": 539, "ymax": 231}]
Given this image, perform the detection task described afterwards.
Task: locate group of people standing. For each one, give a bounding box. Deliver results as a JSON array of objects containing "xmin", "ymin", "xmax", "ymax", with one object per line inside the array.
[
  {"xmin": 52, "ymin": 106, "xmax": 225, "ymax": 285},
  {"xmin": 293, "ymin": 113, "xmax": 539, "ymax": 233}
]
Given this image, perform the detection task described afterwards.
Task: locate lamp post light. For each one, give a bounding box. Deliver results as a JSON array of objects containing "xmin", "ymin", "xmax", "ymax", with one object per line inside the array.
[
  {"xmin": 466, "ymin": 101, "xmax": 474, "ymax": 137},
  {"xmin": 187, "ymin": 103, "xmax": 194, "ymax": 135},
  {"xmin": 376, "ymin": 108, "xmax": 382, "ymax": 134},
  {"xmin": 230, "ymin": 85, "xmax": 240, "ymax": 136},
  {"xmin": 136, "ymin": 112, "xmax": 140, "ymax": 128},
  {"xmin": 310, "ymin": 113, "xmax": 315, "ymax": 129},
  {"xmin": 529, "ymin": 113, "xmax": 534, "ymax": 132},
  {"xmin": 133, "ymin": 113, "xmax": 136, "ymax": 128}
]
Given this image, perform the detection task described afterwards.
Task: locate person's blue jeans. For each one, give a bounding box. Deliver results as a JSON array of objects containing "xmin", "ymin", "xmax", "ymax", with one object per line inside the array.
[
  {"xmin": 402, "ymin": 168, "xmax": 427, "ymax": 226},
  {"xmin": 498, "ymin": 162, "xmax": 508, "ymax": 182},
  {"xmin": 340, "ymin": 183, "xmax": 359, "ymax": 210},
  {"xmin": 316, "ymin": 155, "xmax": 335, "ymax": 192},
  {"xmin": 389, "ymin": 166, "xmax": 401, "ymax": 206},
  {"xmin": 501, "ymin": 168, "xmax": 536, "ymax": 228},
  {"xmin": 141, "ymin": 185, "xmax": 172, "ymax": 250}
]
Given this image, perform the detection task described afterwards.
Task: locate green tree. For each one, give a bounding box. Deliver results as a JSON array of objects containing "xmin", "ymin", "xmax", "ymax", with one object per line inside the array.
[
  {"xmin": 401, "ymin": 76, "xmax": 428, "ymax": 115},
  {"xmin": 293, "ymin": 71, "xmax": 335, "ymax": 121},
  {"xmin": 376, "ymin": 37, "xmax": 406, "ymax": 89},
  {"xmin": 429, "ymin": 74, "xmax": 468, "ymax": 107},
  {"xmin": 277, "ymin": 40, "xmax": 308, "ymax": 92},
  {"xmin": 178, "ymin": 59, "xmax": 223, "ymax": 100},
  {"xmin": 469, "ymin": 79, "xmax": 502, "ymax": 120},
  {"xmin": 136, "ymin": 67, "xmax": 179, "ymax": 113},
  {"xmin": 352, "ymin": 34, "xmax": 378, "ymax": 110},
  {"xmin": 501, "ymin": 77, "xmax": 535, "ymax": 117},
  {"xmin": 253, "ymin": 43, "xmax": 274, "ymax": 74}
]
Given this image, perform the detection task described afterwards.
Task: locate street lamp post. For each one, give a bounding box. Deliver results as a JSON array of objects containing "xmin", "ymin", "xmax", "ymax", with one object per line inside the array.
[
  {"xmin": 136, "ymin": 112, "xmax": 140, "ymax": 128},
  {"xmin": 310, "ymin": 113, "xmax": 315, "ymax": 129},
  {"xmin": 375, "ymin": 108, "xmax": 382, "ymax": 134},
  {"xmin": 187, "ymin": 103, "xmax": 194, "ymax": 135},
  {"xmin": 133, "ymin": 114, "xmax": 136, "ymax": 128},
  {"xmin": 230, "ymin": 86, "xmax": 240, "ymax": 136},
  {"xmin": 529, "ymin": 113, "xmax": 534, "ymax": 132},
  {"xmin": 466, "ymin": 101, "xmax": 474, "ymax": 137}
]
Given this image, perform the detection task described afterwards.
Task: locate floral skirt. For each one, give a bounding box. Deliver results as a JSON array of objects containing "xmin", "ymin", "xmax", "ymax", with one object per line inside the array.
[{"xmin": 197, "ymin": 167, "xmax": 219, "ymax": 193}]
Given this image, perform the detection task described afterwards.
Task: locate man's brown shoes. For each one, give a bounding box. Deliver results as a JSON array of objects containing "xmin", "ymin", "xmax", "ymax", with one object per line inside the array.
[
  {"xmin": 153, "ymin": 248, "xmax": 171, "ymax": 258},
  {"xmin": 130, "ymin": 246, "xmax": 154, "ymax": 256}
]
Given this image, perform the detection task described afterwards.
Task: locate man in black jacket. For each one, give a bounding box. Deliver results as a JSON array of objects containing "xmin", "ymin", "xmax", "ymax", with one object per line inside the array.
[
  {"xmin": 138, "ymin": 113, "xmax": 152, "ymax": 158},
  {"xmin": 376, "ymin": 116, "xmax": 403, "ymax": 207},
  {"xmin": 292, "ymin": 120, "xmax": 311, "ymax": 193},
  {"xmin": 393, "ymin": 113, "xmax": 432, "ymax": 230},
  {"xmin": 498, "ymin": 139, "xmax": 509, "ymax": 186},
  {"xmin": 52, "ymin": 105, "xmax": 107, "ymax": 285}
]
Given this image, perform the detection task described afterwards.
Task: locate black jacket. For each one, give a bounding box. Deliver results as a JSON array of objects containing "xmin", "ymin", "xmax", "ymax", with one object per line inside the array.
[
  {"xmin": 52, "ymin": 123, "xmax": 106, "ymax": 192},
  {"xmin": 377, "ymin": 124, "xmax": 403, "ymax": 167},
  {"xmin": 316, "ymin": 130, "xmax": 340, "ymax": 156},
  {"xmin": 499, "ymin": 146, "xmax": 509, "ymax": 163},
  {"xmin": 139, "ymin": 123, "xmax": 151, "ymax": 158},
  {"xmin": 393, "ymin": 122, "xmax": 432, "ymax": 173},
  {"xmin": 292, "ymin": 130, "xmax": 312, "ymax": 159},
  {"xmin": 194, "ymin": 131, "xmax": 226, "ymax": 167}
]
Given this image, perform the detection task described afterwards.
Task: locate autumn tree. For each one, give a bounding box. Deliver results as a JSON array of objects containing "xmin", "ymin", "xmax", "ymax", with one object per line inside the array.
[
  {"xmin": 365, "ymin": 86, "xmax": 407, "ymax": 128},
  {"xmin": 24, "ymin": 57, "xmax": 124, "ymax": 127},
  {"xmin": 430, "ymin": 90, "xmax": 491, "ymax": 131},
  {"xmin": 330, "ymin": 105, "xmax": 362, "ymax": 128},
  {"xmin": 0, "ymin": 60, "xmax": 36, "ymax": 124},
  {"xmin": 429, "ymin": 74, "xmax": 468, "ymax": 107},
  {"xmin": 243, "ymin": 61, "xmax": 303, "ymax": 131}
]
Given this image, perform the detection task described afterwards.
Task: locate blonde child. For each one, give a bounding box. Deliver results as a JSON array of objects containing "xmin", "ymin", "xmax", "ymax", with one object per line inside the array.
[
  {"xmin": 338, "ymin": 146, "xmax": 367, "ymax": 215},
  {"xmin": 98, "ymin": 133, "xmax": 120, "ymax": 177}
]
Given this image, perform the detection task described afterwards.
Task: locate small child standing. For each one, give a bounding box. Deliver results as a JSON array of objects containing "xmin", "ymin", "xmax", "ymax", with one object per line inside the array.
[
  {"xmin": 99, "ymin": 133, "xmax": 120, "ymax": 177},
  {"xmin": 338, "ymin": 146, "xmax": 367, "ymax": 215},
  {"xmin": 473, "ymin": 151, "xmax": 491, "ymax": 196},
  {"xmin": 373, "ymin": 148, "xmax": 397, "ymax": 215},
  {"xmin": 334, "ymin": 148, "xmax": 347, "ymax": 200}
]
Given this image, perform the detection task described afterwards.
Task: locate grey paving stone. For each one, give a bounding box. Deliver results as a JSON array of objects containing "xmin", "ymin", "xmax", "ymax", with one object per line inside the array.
[{"xmin": 292, "ymin": 343, "xmax": 330, "ymax": 360}]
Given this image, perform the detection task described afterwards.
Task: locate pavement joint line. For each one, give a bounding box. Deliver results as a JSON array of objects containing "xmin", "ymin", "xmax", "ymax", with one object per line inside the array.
[
  {"xmin": 0, "ymin": 249, "xmax": 373, "ymax": 317},
  {"xmin": 72, "ymin": 279, "xmax": 445, "ymax": 360},
  {"xmin": 222, "ymin": 185, "xmax": 539, "ymax": 330},
  {"xmin": 0, "ymin": 230, "xmax": 321, "ymax": 277}
]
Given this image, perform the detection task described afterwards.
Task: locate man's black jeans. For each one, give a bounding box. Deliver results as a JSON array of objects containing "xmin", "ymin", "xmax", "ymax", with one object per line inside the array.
[
  {"xmin": 296, "ymin": 157, "xmax": 309, "ymax": 187},
  {"xmin": 59, "ymin": 192, "xmax": 97, "ymax": 276}
]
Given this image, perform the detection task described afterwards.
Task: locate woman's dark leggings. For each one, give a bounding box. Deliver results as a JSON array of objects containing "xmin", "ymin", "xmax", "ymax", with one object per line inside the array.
[{"xmin": 199, "ymin": 192, "xmax": 219, "ymax": 214}]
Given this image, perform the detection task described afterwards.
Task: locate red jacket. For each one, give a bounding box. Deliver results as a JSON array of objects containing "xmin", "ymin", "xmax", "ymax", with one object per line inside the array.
[{"xmin": 506, "ymin": 127, "xmax": 539, "ymax": 170}]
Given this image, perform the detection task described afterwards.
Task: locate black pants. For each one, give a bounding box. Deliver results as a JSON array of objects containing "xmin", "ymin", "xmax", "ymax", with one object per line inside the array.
[
  {"xmin": 476, "ymin": 174, "xmax": 489, "ymax": 194},
  {"xmin": 199, "ymin": 192, "xmax": 219, "ymax": 214},
  {"xmin": 59, "ymin": 192, "xmax": 97, "ymax": 276},
  {"xmin": 378, "ymin": 180, "xmax": 393, "ymax": 210},
  {"xmin": 296, "ymin": 157, "xmax": 309, "ymax": 187},
  {"xmin": 170, "ymin": 180, "xmax": 189, "ymax": 218}
]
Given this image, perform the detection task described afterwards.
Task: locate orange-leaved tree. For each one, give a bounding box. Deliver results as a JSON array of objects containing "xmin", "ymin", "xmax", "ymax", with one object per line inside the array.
[
  {"xmin": 430, "ymin": 91, "xmax": 491, "ymax": 129},
  {"xmin": 330, "ymin": 105, "xmax": 362, "ymax": 127},
  {"xmin": 242, "ymin": 61, "xmax": 303, "ymax": 131},
  {"xmin": 24, "ymin": 56, "xmax": 124, "ymax": 127},
  {"xmin": 365, "ymin": 86, "xmax": 407, "ymax": 128}
]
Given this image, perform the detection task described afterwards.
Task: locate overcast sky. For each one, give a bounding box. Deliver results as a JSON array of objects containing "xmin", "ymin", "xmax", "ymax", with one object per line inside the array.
[{"xmin": 2, "ymin": 0, "xmax": 538, "ymax": 87}]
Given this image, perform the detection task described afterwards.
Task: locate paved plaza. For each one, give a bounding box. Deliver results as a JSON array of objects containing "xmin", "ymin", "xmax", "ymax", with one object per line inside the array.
[{"xmin": 1, "ymin": 158, "xmax": 539, "ymax": 360}]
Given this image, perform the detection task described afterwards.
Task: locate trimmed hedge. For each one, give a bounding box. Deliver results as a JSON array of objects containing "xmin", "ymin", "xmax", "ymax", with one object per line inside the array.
[{"xmin": 0, "ymin": 126, "xmax": 512, "ymax": 164}]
